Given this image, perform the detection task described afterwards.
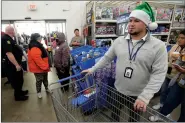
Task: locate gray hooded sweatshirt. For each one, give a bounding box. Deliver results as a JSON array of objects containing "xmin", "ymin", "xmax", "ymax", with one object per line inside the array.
[{"xmin": 90, "ymin": 33, "xmax": 168, "ymax": 104}]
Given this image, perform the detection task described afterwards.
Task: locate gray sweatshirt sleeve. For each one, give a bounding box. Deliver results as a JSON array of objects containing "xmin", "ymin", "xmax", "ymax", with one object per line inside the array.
[
  {"xmin": 138, "ymin": 43, "xmax": 168, "ymax": 104},
  {"xmin": 89, "ymin": 41, "xmax": 116, "ymax": 73}
]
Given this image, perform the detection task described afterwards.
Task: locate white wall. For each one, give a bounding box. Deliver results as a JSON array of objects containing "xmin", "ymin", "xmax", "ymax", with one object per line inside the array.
[{"xmin": 2, "ymin": 1, "xmax": 87, "ymax": 43}]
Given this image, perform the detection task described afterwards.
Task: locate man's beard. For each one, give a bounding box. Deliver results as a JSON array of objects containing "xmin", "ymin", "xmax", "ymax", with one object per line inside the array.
[{"xmin": 129, "ymin": 31, "xmax": 140, "ymax": 36}]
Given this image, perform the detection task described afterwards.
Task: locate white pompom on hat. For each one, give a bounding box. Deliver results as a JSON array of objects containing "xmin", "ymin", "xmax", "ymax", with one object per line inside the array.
[{"xmin": 129, "ymin": 2, "xmax": 158, "ymax": 30}]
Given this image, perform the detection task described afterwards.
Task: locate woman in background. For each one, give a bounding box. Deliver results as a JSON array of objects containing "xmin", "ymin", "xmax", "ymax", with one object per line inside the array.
[
  {"xmin": 150, "ymin": 30, "xmax": 185, "ymax": 122},
  {"xmin": 28, "ymin": 33, "xmax": 50, "ymax": 99},
  {"xmin": 152, "ymin": 44, "xmax": 181, "ymax": 110}
]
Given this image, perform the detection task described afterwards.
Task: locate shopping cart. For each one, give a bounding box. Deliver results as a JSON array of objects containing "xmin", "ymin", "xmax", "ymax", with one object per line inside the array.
[{"xmin": 49, "ymin": 74, "xmax": 173, "ymax": 122}]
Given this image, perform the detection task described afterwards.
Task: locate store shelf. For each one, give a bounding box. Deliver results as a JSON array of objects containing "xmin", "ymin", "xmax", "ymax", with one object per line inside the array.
[
  {"xmin": 95, "ymin": 34, "xmax": 118, "ymax": 38},
  {"xmin": 156, "ymin": 21, "xmax": 172, "ymax": 24},
  {"xmin": 86, "ymin": 1, "xmax": 184, "ymax": 44},
  {"xmin": 151, "ymin": 33, "xmax": 169, "ymax": 36},
  {"xmin": 171, "ymin": 27, "xmax": 185, "ymax": 30},
  {"xmin": 95, "ymin": 20, "xmax": 117, "ymax": 23}
]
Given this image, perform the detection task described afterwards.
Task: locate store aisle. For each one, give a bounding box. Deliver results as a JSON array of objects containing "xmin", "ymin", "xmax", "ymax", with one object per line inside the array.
[{"xmin": 1, "ymin": 68, "xmax": 58, "ymax": 122}]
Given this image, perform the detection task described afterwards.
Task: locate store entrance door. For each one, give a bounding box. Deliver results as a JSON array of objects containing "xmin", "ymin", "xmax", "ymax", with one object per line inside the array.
[
  {"xmin": 45, "ymin": 20, "xmax": 66, "ymax": 46},
  {"xmin": 14, "ymin": 21, "xmax": 46, "ymax": 46},
  {"xmin": 45, "ymin": 20, "xmax": 67, "ymax": 64}
]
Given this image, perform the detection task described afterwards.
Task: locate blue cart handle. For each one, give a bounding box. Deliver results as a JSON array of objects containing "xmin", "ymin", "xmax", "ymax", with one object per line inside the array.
[{"xmin": 58, "ymin": 73, "xmax": 82, "ymax": 83}]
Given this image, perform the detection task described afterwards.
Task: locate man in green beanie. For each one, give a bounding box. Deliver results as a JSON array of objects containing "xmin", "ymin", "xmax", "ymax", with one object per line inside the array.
[{"xmin": 82, "ymin": 2, "xmax": 168, "ymax": 122}]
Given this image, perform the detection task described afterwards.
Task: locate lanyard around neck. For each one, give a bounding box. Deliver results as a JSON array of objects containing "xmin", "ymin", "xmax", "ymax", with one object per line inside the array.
[{"xmin": 127, "ymin": 40, "xmax": 146, "ymax": 62}]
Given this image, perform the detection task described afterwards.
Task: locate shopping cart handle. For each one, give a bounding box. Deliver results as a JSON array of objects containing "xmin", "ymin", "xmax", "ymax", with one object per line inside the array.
[{"xmin": 57, "ymin": 73, "xmax": 82, "ymax": 83}]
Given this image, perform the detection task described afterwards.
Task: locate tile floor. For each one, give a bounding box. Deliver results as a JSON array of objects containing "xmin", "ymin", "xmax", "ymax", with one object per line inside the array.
[
  {"xmin": 1, "ymin": 67, "xmax": 181, "ymax": 122},
  {"xmin": 1, "ymin": 68, "xmax": 58, "ymax": 122}
]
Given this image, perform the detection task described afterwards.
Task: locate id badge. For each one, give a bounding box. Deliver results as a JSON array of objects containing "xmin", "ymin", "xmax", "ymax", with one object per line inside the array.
[
  {"xmin": 179, "ymin": 79, "xmax": 185, "ymax": 85},
  {"xmin": 124, "ymin": 67, "xmax": 133, "ymax": 79}
]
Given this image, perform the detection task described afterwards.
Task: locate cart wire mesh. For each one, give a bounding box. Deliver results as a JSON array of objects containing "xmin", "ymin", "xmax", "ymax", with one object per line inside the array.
[{"xmin": 49, "ymin": 74, "xmax": 173, "ymax": 122}]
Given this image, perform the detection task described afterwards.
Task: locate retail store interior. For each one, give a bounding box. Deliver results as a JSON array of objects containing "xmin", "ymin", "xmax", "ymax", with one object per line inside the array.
[{"xmin": 1, "ymin": 0, "xmax": 185, "ymax": 122}]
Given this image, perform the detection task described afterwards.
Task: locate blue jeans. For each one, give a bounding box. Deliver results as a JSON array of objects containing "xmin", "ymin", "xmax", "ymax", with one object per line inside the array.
[
  {"xmin": 160, "ymin": 77, "xmax": 171, "ymax": 104},
  {"xmin": 178, "ymin": 88, "xmax": 185, "ymax": 122},
  {"xmin": 160, "ymin": 82, "xmax": 184, "ymax": 116}
]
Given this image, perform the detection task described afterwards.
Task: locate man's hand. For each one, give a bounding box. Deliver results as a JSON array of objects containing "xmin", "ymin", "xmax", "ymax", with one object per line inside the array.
[
  {"xmin": 134, "ymin": 99, "xmax": 147, "ymax": 112},
  {"xmin": 72, "ymin": 41, "xmax": 80, "ymax": 46},
  {"xmin": 16, "ymin": 65, "xmax": 22, "ymax": 71},
  {"xmin": 81, "ymin": 69, "xmax": 93, "ymax": 75}
]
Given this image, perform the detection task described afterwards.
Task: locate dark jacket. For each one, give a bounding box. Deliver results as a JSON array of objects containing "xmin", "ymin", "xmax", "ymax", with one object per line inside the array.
[
  {"xmin": 2, "ymin": 34, "xmax": 23, "ymax": 64},
  {"xmin": 54, "ymin": 42, "xmax": 70, "ymax": 72}
]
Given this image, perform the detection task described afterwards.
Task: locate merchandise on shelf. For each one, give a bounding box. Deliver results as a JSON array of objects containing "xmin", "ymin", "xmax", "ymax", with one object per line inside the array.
[
  {"xmin": 96, "ymin": 39, "xmax": 112, "ymax": 47},
  {"xmin": 172, "ymin": 22, "xmax": 185, "ymax": 27},
  {"xmin": 96, "ymin": 25, "xmax": 116, "ymax": 35},
  {"xmin": 96, "ymin": 6, "xmax": 102, "ymax": 20},
  {"xmin": 172, "ymin": 5, "xmax": 185, "ymax": 27},
  {"xmin": 151, "ymin": 7, "xmax": 157, "ymax": 19},
  {"xmin": 116, "ymin": 13, "xmax": 130, "ymax": 36},
  {"xmin": 119, "ymin": 4, "xmax": 128, "ymax": 15},
  {"xmin": 182, "ymin": 8, "xmax": 185, "ymax": 22},
  {"xmin": 106, "ymin": 26, "xmax": 116, "ymax": 34},
  {"xmin": 117, "ymin": 23, "xmax": 128, "ymax": 36},
  {"xmin": 96, "ymin": 6, "xmax": 113, "ymax": 20},
  {"xmin": 113, "ymin": 7, "xmax": 119, "ymax": 19},
  {"xmin": 96, "ymin": 25, "xmax": 107, "ymax": 35},
  {"xmin": 117, "ymin": 13, "xmax": 130, "ymax": 24},
  {"xmin": 174, "ymin": 8, "xmax": 183, "ymax": 22},
  {"xmin": 87, "ymin": 8, "xmax": 93, "ymax": 24},
  {"xmin": 150, "ymin": 25, "xmax": 170, "ymax": 34},
  {"xmin": 153, "ymin": 35, "xmax": 168, "ymax": 42},
  {"xmin": 156, "ymin": 8, "xmax": 173, "ymax": 21},
  {"xmin": 119, "ymin": 4, "xmax": 135, "ymax": 16},
  {"xmin": 128, "ymin": 4, "xmax": 136, "ymax": 13}
]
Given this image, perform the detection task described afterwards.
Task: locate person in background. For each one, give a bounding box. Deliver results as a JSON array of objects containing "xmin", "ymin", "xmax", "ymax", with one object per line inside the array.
[
  {"xmin": 44, "ymin": 36, "xmax": 48, "ymax": 46},
  {"xmin": 54, "ymin": 32, "xmax": 70, "ymax": 91},
  {"xmin": 2, "ymin": 26, "xmax": 29, "ymax": 101},
  {"xmin": 149, "ymin": 30, "xmax": 185, "ymax": 122},
  {"xmin": 82, "ymin": 2, "xmax": 168, "ymax": 122},
  {"xmin": 152, "ymin": 44, "xmax": 181, "ymax": 110},
  {"xmin": 28, "ymin": 33, "xmax": 50, "ymax": 99},
  {"xmin": 69, "ymin": 29, "xmax": 84, "ymax": 49}
]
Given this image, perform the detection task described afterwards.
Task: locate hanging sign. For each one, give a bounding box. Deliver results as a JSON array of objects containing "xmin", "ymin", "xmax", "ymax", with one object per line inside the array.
[{"xmin": 29, "ymin": 4, "xmax": 37, "ymax": 11}]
